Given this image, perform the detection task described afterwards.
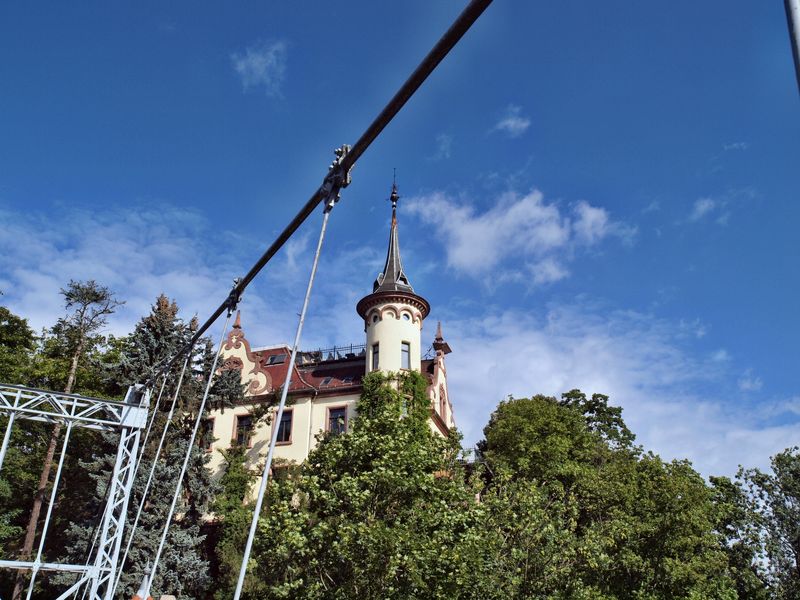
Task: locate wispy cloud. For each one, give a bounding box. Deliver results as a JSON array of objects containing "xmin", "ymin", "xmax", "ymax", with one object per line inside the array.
[
  {"xmin": 444, "ymin": 303, "xmax": 797, "ymax": 476},
  {"xmin": 642, "ymin": 200, "xmax": 661, "ymax": 213},
  {"xmin": 429, "ymin": 133, "xmax": 453, "ymax": 160},
  {"xmin": 689, "ymin": 197, "xmax": 716, "ymax": 221},
  {"xmin": 490, "ymin": 104, "xmax": 531, "ymax": 138},
  {"xmin": 1, "ymin": 203, "xmax": 793, "ymax": 478},
  {"xmin": 405, "ymin": 189, "xmax": 634, "ymax": 287},
  {"xmin": 738, "ymin": 369, "xmax": 764, "ymax": 392},
  {"xmin": 723, "ymin": 141, "xmax": 749, "ymax": 151},
  {"xmin": 231, "ymin": 40, "xmax": 287, "ymax": 96}
]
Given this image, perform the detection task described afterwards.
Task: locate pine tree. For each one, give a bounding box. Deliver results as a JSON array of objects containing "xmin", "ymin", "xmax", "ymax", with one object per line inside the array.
[{"xmin": 57, "ymin": 295, "xmax": 222, "ymax": 599}]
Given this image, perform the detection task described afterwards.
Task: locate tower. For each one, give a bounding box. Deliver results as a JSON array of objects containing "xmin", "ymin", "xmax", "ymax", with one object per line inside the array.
[{"xmin": 357, "ymin": 182, "xmax": 430, "ymax": 375}]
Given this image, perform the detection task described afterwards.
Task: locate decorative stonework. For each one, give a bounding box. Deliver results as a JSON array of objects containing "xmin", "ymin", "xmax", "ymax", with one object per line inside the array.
[{"xmin": 221, "ymin": 312, "xmax": 272, "ymax": 395}]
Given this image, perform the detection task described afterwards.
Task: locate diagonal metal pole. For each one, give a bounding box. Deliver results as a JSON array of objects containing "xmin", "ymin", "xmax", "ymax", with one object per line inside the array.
[
  {"xmin": 786, "ymin": 0, "xmax": 800, "ymax": 94},
  {"xmin": 150, "ymin": 0, "xmax": 493, "ymax": 385},
  {"xmin": 232, "ymin": 195, "xmax": 336, "ymax": 600}
]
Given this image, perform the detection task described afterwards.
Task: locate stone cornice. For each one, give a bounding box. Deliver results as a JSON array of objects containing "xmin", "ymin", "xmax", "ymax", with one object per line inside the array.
[{"xmin": 356, "ymin": 290, "xmax": 430, "ymax": 320}]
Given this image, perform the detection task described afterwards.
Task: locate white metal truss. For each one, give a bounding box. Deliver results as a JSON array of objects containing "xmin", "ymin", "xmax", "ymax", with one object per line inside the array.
[{"xmin": 0, "ymin": 383, "xmax": 149, "ymax": 600}]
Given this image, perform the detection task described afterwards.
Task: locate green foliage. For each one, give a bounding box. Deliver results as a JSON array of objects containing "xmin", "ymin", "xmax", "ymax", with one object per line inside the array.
[
  {"xmin": 1, "ymin": 288, "xmax": 793, "ymax": 600},
  {"xmin": 0, "ymin": 306, "xmax": 36, "ymax": 383},
  {"xmin": 480, "ymin": 393, "xmax": 740, "ymax": 599},
  {"xmin": 212, "ymin": 445, "xmax": 258, "ymax": 599},
  {"xmin": 245, "ymin": 371, "xmax": 486, "ymax": 600},
  {"xmin": 740, "ymin": 447, "xmax": 800, "ymax": 599},
  {"xmin": 709, "ymin": 475, "xmax": 768, "ymax": 599}
]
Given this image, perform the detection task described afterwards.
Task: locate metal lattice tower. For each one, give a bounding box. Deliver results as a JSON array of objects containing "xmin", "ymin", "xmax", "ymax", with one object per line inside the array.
[{"xmin": 0, "ymin": 383, "xmax": 149, "ymax": 600}]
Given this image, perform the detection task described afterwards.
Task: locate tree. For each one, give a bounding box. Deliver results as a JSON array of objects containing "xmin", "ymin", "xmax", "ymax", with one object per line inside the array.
[
  {"xmin": 210, "ymin": 445, "xmax": 258, "ymax": 600},
  {"xmin": 0, "ymin": 306, "xmax": 36, "ymax": 383},
  {"xmin": 244, "ymin": 371, "xmax": 489, "ymax": 600},
  {"xmin": 13, "ymin": 280, "xmax": 122, "ymax": 600},
  {"xmin": 709, "ymin": 475, "xmax": 768, "ymax": 599},
  {"xmin": 57, "ymin": 295, "xmax": 220, "ymax": 599},
  {"xmin": 741, "ymin": 447, "xmax": 800, "ymax": 599},
  {"xmin": 479, "ymin": 392, "xmax": 739, "ymax": 599}
]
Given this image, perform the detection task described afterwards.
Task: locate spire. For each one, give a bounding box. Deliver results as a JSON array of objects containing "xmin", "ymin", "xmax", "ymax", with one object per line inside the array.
[
  {"xmin": 432, "ymin": 321, "xmax": 452, "ymax": 354},
  {"xmin": 373, "ymin": 180, "xmax": 414, "ymax": 294},
  {"xmin": 233, "ymin": 310, "xmax": 242, "ymax": 330}
]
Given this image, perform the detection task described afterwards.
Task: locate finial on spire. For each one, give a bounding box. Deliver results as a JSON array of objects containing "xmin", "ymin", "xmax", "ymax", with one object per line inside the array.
[
  {"xmin": 233, "ymin": 310, "xmax": 242, "ymax": 330},
  {"xmin": 390, "ymin": 170, "xmax": 399, "ymax": 217}
]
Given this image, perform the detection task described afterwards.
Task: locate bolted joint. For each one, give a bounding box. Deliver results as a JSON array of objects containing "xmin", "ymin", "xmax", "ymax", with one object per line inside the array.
[
  {"xmin": 320, "ymin": 144, "xmax": 353, "ymax": 212},
  {"xmin": 225, "ymin": 278, "xmax": 243, "ymax": 315}
]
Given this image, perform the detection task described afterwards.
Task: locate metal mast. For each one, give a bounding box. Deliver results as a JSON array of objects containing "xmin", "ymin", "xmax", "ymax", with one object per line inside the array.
[{"xmin": 0, "ymin": 383, "xmax": 149, "ymax": 600}]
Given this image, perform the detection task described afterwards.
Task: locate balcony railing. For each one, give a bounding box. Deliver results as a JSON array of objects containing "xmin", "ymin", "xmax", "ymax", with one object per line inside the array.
[{"xmin": 296, "ymin": 343, "xmax": 366, "ymax": 365}]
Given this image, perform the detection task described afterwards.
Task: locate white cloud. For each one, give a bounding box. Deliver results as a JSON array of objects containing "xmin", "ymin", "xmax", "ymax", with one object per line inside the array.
[
  {"xmin": 405, "ymin": 189, "xmax": 633, "ymax": 286},
  {"xmin": 738, "ymin": 369, "xmax": 764, "ymax": 392},
  {"xmin": 0, "ymin": 204, "xmax": 345, "ymax": 349},
  {"xmin": 711, "ymin": 349, "xmax": 730, "ymax": 362},
  {"xmin": 231, "ymin": 40, "xmax": 287, "ymax": 96},
  {"xmin": 491, "ymin": 104, "xmax": 531, "ymax": 138},
  {"xmin": 442, "ymin": 304, "xmax": 798, "ymax": 476},
  {"xmin": 642, "ymin": 200, "xmax": 661, "ymax": 213},
  {"xmin": 723, "ymin": 142, "xmax": 749, "ymax": 151},
  {"xmin": 430, "ymin": 133, "xmax": 453, "ymax": 160},
  {"xmin": 530, "ymin": 258, "xmax": 569, "ymax": 285},
  {"xmin": 1, "ymin": 203, "xmax": 794, "ymax": 479},
  {"xmin": 689, "ymin": 197, "xmax": 716, "ymax": 221}
]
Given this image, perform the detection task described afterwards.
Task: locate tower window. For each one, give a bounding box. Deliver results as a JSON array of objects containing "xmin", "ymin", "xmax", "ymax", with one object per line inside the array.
[
  {"xmin": 401, "ymin": 342, "xmax": 410, "ymax": 370},
  {"xmin": 275, "ymin": 410, "xmax": 292, "ymax": 444},
  {"xmin": 402, "ymin": 313, "xmax": 410, "ymax": 321},
  {"xmin": 372, "ymin": 343, "xmax": 379, "ymax": 371}
]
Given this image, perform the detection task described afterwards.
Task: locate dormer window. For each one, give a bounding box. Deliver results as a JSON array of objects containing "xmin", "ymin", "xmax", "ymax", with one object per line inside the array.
[{"xmin": 267, "ymin": 354, "xmax": 287, "ymax": 365}]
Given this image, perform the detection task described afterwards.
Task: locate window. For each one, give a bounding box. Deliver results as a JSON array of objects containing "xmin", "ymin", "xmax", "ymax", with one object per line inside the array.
[
  {"xmin": 328, "ymin": 407, "xmax": 347, "ymax": 435},
  {"xmin": 234, "ymin": 414, "xmax": 253, "ymax": 447},
  {"xmin": 341, "ymin": 375, "xmax": 354, "ymax": 384},
  {"xmin": 401, "ymin": 342, "xmax": 410, "ymax": 370},
  {"xmin": 198, "ymin": 418, "xmax": 214, "ymax": 451},
  {"xmin": 275, "ymin": 410, "xmax": 292, "ymax": 444},
  {"xmin": 371, "ymin": 343, "xmax": 379, "ymax": 371},
  {"xmin": 402, "ymin": 313, "xmax": 410, "ymax": 321},
  {"xmin": 320, "ymin": 376, "xmax": 333, "ymax": 386},
  {"xmin": 372, "ymin": 314, "xmax": 379, "ymax": 323},
  {"xmin": 267, "ymin": 354, "xmax": 286, "ymax": 365}
]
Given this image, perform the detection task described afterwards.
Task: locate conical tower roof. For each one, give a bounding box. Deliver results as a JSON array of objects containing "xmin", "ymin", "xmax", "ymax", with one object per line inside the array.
[
  {"xmin": 357, "ymin": 180, "xmax": 429, "ymax": 320},
  {"xmin": 373, "ymin": 182, "xmax": 413, "ymax": 293}
]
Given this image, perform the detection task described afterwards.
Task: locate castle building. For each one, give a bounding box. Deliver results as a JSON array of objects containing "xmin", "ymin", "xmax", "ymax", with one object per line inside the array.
[{"xmin": 204, "ymin": 183, "xmax": 455, "ymax": 472}]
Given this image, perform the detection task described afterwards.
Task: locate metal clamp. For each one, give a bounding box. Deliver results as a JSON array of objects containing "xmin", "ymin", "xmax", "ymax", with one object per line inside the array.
[
  {"xmin": 320, "ymin": 144, "xmax": 352, "ymax": 212},
  {"xmin": 226, "ymin": 277, "xmax": 243, "ymax": 315}
]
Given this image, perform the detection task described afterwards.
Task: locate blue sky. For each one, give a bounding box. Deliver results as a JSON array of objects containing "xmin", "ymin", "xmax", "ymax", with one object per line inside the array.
[{"xmin": 1, "ymin": 1, "xmax": 798, "ymax": 476}]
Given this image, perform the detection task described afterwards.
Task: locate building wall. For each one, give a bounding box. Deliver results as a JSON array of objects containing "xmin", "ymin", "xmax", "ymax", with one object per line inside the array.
[{"xmin": 205, "ymin": 392, "xmax": 360, "ymax": 476}]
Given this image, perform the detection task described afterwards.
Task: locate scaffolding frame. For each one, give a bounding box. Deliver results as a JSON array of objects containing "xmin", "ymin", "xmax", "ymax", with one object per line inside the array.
[{"xmin": 0, "ymin": 383, "xmax": 149, "ymax": 600}]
